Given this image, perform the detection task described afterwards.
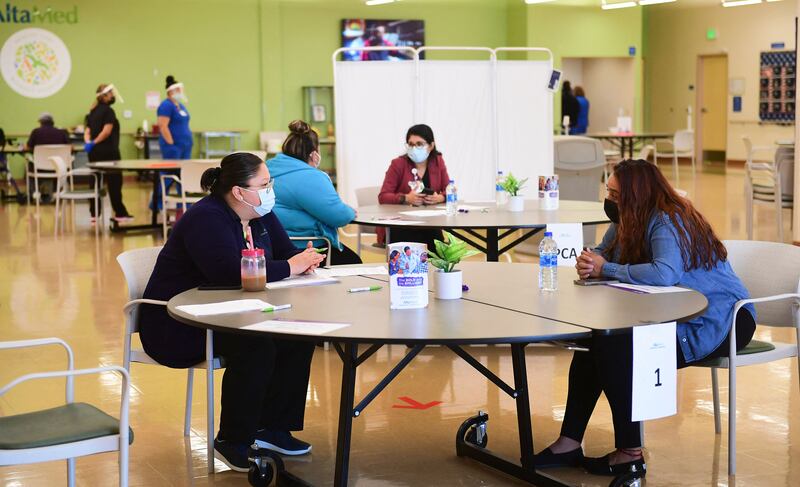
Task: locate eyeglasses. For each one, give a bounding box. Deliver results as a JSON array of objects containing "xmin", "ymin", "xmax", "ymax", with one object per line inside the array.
[
  {"xmin": 242, "ymin": 180, "xmax": 274, "ymax": 193},
  {"xmin": 405, "ymin": 142, "xmax": 429, "ymax": 150}
]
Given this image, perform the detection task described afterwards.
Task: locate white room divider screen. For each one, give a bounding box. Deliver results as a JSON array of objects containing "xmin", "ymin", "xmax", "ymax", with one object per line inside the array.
[{"xmin": 333, "ymin": 47, "xmax": 554, "ymax": 206}]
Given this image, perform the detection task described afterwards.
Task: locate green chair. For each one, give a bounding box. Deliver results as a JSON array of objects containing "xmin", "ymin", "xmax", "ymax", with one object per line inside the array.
[
  {"xmin": 0, "ymin": 338, "xmax": 131, "ymax": 487},
  {"xmin": 694, "ymin": 240, "xmax": 800, "ymax": 476}
]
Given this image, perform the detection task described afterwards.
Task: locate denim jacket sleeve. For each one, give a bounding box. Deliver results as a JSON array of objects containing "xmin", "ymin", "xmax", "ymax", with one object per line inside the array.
[{"xmin": 600, "ymin": 215, "xmax": 686, "ymax": 285}]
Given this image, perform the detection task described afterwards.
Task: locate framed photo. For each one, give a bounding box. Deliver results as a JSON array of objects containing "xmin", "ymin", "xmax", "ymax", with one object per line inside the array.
[{"xmin": 312, "ymin": 104, "xmax": 327, "ymax": 122}]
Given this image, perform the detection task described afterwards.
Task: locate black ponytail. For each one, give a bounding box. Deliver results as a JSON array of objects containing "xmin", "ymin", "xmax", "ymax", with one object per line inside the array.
[{"xmin": 201, "ymin": 153, "xmax": 264, "ymax": 196}]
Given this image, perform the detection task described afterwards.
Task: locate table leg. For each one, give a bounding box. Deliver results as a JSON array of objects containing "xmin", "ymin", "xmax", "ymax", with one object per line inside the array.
[
  {"xmin": 511, "ymin": 343, "xmax": 535, "ymax": 470},
  {"xmin": 334, "ymin": 343, "xmax": 358, "ymax": 487},
  {"xmin": 486, "ymin": 228, "xmax": 499, "ymax": 262},
  {"xmin": 151, "ymin": 172, "xmax": 159, "ymax": 226}
]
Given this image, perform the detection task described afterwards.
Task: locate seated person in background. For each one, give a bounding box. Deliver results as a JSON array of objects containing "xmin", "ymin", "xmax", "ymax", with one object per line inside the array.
[
  {"xmin": 573, "ymin": 86, "xmax": 590, "ymax": 135},
  {"xmin": 24, "ymin": 112, "xmax": 70, "ymax": 201},
  {"xmin": 269, "ymin": 120, "xmax": 361, "ymax": 266},
  {"xmin": 378, "ymin": 124, "xmax": 450, "ymax": 250},
  {"xmin": 139, "ymin": 152, "xmax": 325, "ymax": 472},
  {"xmin": 534, "ymin": 159, "xmax": 755, "ymax": 478}
]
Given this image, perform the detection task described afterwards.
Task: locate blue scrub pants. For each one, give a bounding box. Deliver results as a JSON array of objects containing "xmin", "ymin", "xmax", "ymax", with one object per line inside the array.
[{"xmin": 152, "ymin": 140, "xmax": 193, "ymax": 210}]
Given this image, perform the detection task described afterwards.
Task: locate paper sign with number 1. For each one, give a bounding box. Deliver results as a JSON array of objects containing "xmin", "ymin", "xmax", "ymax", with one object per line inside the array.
[{"xmin": 631, "ymin": 322, "xmax": 677, "ymax": 422}]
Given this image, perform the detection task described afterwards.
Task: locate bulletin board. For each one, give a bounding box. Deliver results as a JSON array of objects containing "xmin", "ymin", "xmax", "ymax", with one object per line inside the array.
[{"xmin": 759, "ymin": 51, "xmax": 796, "ymax": 123}]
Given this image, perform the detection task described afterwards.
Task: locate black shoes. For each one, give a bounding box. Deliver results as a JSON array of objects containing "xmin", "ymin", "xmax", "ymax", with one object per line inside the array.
[
  {"xmin": 583, "ymin": 452, "xmax": 646, "ymax": 477},
  {"xmin": 254, "ymin": 430, "xmax": 312, "ymax": 456},
  {"xmin": 532, "ymin": 446, "xmax": 585, "ymax": 468},
  {"xmin": 213, "ymin": 438, "xmax": 250, "ymax": 472}
]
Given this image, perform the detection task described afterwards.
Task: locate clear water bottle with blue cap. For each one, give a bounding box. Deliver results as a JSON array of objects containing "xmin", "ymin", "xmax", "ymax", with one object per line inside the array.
[
  {"xmin": 538, "ymin": 231, "xmax": 558, "ymax": 291},
  {"xmin": 445, "ymin": 179, "xmax": 458, "ymax": 216},
  {"xmin": 495, "ymin": 170, "xmax": 508, "ymax": 207}
]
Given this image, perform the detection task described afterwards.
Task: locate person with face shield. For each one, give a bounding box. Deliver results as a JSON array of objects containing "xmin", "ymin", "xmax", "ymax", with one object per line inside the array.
[
  {"xmin": 532, "ymin": 159, "xmax": 755, "ymax": 478},
  {"xmin": 377, "ymin": 123, "xmax": 450, "ymax": 250},
  {"xmin": 268, "ymin": 120, "xmax": 361, "ymax": 265},
  {"xmin": 157, "ymin": 75, "xmax": 193, "ymax": 160},
  {"xmin": 138, "ymin": 152, "xmax": 325, "ymax": 471},
  {"xmin": 85, "ymin": 83, "xmax": 132, "ymax": 223}
]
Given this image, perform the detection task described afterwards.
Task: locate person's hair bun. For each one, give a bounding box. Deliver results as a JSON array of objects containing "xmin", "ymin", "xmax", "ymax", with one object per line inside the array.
[
  {"xmin": 200, "ymin": 167, "xmax": 222, "ymax": 192},
  {"xmin": 165, "ymin": 75, "xmax": 177, "ymax": 89},
  {"xmin": 288, "ymin": 119, "xmax": 311, "ymax": 135}
]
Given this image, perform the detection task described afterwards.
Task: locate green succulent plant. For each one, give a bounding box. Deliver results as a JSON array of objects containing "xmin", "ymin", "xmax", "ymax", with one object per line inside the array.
[
  {"xmin": 500, "ymin": 172, "xmax": 528, "ymax": 197},
  {"xmin": 429, "ymin": 231, "xmax": 481, "ymax": 273}
]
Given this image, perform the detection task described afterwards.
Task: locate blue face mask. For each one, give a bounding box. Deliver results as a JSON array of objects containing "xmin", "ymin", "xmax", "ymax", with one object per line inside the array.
[
  {"xmin": 241, "ymin": 187, "xmax": 275, "ymax": 217},
  {"xmin": 407, "ymin": 146, "xmax": 430, "ymax": 164}
]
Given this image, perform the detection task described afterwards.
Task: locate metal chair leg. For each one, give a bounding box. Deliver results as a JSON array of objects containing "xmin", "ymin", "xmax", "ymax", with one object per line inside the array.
[
  {"xmin": 711, "ymin": 367, "xmax": 721, "ymax": 434},
  {"xmin": 184, "ymin": 368, "xmax": 194, "ymax": 436}
]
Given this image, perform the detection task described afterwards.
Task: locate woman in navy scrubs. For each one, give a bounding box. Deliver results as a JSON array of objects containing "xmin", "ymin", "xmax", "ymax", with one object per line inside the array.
[{"xmin": 157, "ymin": 75, "xmax": 193, "ymax": 159}]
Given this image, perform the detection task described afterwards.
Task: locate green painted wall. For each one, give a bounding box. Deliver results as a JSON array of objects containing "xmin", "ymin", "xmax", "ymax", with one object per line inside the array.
[{"xmin": 524, "ymin": 5, "xmax": 644, "ymax": 131}]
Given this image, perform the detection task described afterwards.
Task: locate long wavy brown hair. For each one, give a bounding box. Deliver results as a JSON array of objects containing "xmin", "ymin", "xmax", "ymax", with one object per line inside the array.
[{"xmin": 606, "ymin": 159, "xmax": 726, "ymax": 270}]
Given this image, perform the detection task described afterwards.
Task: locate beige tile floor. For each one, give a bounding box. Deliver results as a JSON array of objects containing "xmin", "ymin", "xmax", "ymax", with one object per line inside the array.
[{"xmin": 0, "ymin": 165, "xmax": 798, "ymax": 486}]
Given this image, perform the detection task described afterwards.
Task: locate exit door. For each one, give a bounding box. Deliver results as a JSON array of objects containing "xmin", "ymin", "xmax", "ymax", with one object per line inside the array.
[{"xmin": 697, "ymin": 54, "xmax": 728, "ymax": 172}]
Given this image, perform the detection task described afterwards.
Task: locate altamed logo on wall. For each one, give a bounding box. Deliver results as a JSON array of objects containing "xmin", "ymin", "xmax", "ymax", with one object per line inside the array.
[
  {"xmin": 0, "ymin": 3, "xmax": 78, "ymax": 24},
  {"xmin": 1, "ymin": 28, "xmax": 71, "ymax": 98}
]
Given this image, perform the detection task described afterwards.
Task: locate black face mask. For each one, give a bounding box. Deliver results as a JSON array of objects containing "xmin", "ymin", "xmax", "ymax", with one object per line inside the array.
[
  {"xmin": 604, "ymin": 198, "xmax": 619, "ymax": 224},
  {"xmin": 108, "ymin": 97, "xmax": 116, "ymax": 105}
]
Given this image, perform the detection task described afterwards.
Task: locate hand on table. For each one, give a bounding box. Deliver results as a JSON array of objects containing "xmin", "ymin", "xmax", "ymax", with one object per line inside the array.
[
  {"xmin": 576, "ymin": 249, "xmax": 606, "ymax": 279},
  {"xmin": 423, "ymin": 192, "xmax": 444, "ymax": 205},
  {"xmin": 289, "ymin": 242, "xmax": 325, "ymax": 275}
]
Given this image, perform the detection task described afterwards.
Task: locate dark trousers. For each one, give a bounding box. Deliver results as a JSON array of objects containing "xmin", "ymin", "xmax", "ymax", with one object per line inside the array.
[
  {"xmin": 560, "ymin": 309, "xmax": 756, "ymax": 448},
  {"xmin": 213, "ymin": 332, "xmax": 315, "ymax": 444},
  {"xmin": 89, "ymin": 172, "xmax": 129, "ymax": 217},
  {"xmin": 388, "ymin": 227, "xmax": 443, "ymax": 253},
  {"xmin": 323, "ymin": 243, "xmax": 363, "ymax": 266}
]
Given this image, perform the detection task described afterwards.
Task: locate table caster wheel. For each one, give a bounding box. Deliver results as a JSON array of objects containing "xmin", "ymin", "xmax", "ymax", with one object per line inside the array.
[
  {"xmin": 608, "ymin": 464, "xmax": 645, "ymax": 487},
  {"xmin": 248, "ymin": 462, "xmax": 274, "ymax": 487},
  {"xmin": 464, "ymin": 422, "xmax": 488, "ymax": 448}
]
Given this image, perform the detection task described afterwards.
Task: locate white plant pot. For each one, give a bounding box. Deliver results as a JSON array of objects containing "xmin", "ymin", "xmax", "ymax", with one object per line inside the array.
[
  {"xmin": 434, "ymin": 270, "xmax": 462, "ymax": 300},
  {"xmin": 508, "ymin": 195, "xmax": 525, "ymax": 212}
]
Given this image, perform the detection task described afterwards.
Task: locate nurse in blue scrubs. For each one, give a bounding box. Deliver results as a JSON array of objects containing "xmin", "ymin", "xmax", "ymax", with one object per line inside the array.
[
  {"xmin": 154, "ymin": 75, "xmax": 193, "ymax": 210},
  {"xmin": 157, "ymin": 75, "xmax": 193, "ymax": 158}
]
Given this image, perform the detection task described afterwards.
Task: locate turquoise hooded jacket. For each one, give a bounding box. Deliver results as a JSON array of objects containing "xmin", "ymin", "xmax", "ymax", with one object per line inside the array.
[{"xmin": 267, "ymin": 153, "xmax": 355, "ymax": 250}]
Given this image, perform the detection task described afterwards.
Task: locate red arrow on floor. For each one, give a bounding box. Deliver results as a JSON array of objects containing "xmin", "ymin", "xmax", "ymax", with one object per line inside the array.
[{"xmin": 392, "ymin": 396, "xmax": 442, "ymax": 410}]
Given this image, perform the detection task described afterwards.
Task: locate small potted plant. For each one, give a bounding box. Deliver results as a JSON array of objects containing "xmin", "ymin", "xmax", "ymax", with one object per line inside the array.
[
  {"xmin": 501, "ymin": 172, "xmax": 528, "ymax": 212},
  {"xmin": 429, "ymin": 231, "xmax": 480, "ymax": 299}
]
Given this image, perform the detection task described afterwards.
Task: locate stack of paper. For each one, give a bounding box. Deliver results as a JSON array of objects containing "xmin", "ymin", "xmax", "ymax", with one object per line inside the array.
[
  {"xmin": 316, "ymin": 266, "xmax": 387, "ymax": 278},
  {"xmin": 242, "ymin": 319, "xmax": 350, "ymax": 335},
  {"xmin": 608, "ymin": 283, "xmax": 692, "ymax": 294},
  {"xmin": 177, "ymin": 299, "xmax": 271, "ymax": 316},
  {"xmin": 372, "ymin": 218, "xmax": 424, "ymax": 226},
  {"xmin": 265, "ymin": 273, "xmax": 339, "ymax": 289},
  {"xmin": 400, "ymin": 209, "xmax": 448, "ymax": 217}
]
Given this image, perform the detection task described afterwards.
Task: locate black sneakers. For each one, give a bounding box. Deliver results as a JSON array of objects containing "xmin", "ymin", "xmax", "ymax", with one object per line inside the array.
[
  {"xmin": 254, "ymin": 430, "xmax": 312, "ymax": 456},
  {"xmin": 213, "ymin": 438, "xmax": 250, "ymax": 472}
]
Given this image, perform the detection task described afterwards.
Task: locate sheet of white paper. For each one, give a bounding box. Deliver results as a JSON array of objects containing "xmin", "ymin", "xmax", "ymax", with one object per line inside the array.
[
  {"xmin": 372, "ymin": 218, "xmax": 425, "ymax": 226},
  {"xmin": 315, "ymin": 266, "xmax": 388, "ymax": 278},
  {"xmin": 241, "ymin": 319, "xmax": 350, "ymax": 335},
  {"xmin": 546, "ymin": 223, "xmax": 583, "ymax": 267},
  {"xmin": 177, "ymin": 299, "xmax": 272, "ymax": 316},
  {"xmin": 264, "ymin": 273, "xmax": 339, "ymax": 289},
  {"xmin": 632, "ymin": 322, "xmax": 677, "ymax": 421},
  {"xmin": 91, "ymin": 161, "xmax": 116, "ymax": 167},
  {"xmin": 400, "ymin": 209, "xmax": 448, "ymax": 217},
  {"xmin": 608, "ymin": 283, "xmax": 692, "ymax": 294}
]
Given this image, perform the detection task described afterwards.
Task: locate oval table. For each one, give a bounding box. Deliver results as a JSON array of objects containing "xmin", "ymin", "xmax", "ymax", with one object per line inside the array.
[
  {"xmin": 87, "ymin": 159, "xmax": 216, "ymax": 233},
  {"xmin": 167, "ymin": 264, "xmax": 707, "ymax": 487},
  {"xmin": 352, "ymin": 200, "xmax": 609, "ymax": 261}
]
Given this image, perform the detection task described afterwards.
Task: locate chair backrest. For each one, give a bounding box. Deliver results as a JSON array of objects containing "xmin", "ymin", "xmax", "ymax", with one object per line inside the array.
[
  {"xmin": 723, "ymin": 240, "xmax": 800, "ymax": 327},
  {"xmin": 553, "ymin": 136, "xmax": 605, "ymax": 247},
  {"xmin": 638, "ymin": 144, "xmax": 655, "ymax": 162},
  {"xmin": 674, "ymin": 129, "xmax": 694, "ymax": 152},
  {"xmin": 355, "ymin": 186, "xmax": 381, "ymax": 207},
  {"xmin": 117, "ymin": 246, "xmax": 163, "ymax": 301},
  {"xmin": 260, "ymin": 131, "xmax": 288, "ymax": 154},
  {"xmin": 180, "ymin": 161, "xmax": 219, "ymax": 194},
  {"xmin": 48, "ymin": 156, "xmax": 69, "ymax": 192},
  {"xmin": 33, "ymin": 144, "xmax": 72, "ymax": 171},
  {"xmin": 775, "ymin": 146, "xmax": 795, "ymax": 197}
]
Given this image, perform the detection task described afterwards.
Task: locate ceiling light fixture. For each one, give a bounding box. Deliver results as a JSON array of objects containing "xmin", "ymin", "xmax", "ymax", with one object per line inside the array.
[
  {"xmin": 601, "ymin": 0, "xmax": 638, "ymax": 9},
  {"xmin": 638, "ymin": 0, "xmax": 676, "ymax": 5},
  {"xmin": 721, "ymin": 0, "xmax": 761, "ymax": 6},
  {"xmin": 365, "ymin": 0, "xmax": 396, "ymax": 6},
  {"xmin": 525, "ymin": 0, "xmax": 556, "ymax": 4}
]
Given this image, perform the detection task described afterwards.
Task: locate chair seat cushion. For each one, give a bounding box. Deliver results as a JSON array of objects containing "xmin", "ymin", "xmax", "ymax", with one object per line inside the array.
[
  {"xmin": 694, "ymin": 339, "xmax": 776, "ymax": 368},
  {"xmin": 0, "ymin": 402, "xmax": 133, "ymax": 449}
]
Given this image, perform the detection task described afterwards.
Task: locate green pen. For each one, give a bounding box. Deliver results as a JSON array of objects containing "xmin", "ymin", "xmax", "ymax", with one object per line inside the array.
[
  {"xmin": 348, "ymin": 285, "xmax": 382, "ymax": 293},
  {"xmin": 314, "ymin": 247, "xmax": 328, "ymax": 254},
  {"xmin": 262, "ymin": 304, "xmax": 292, "ymax": 312}
]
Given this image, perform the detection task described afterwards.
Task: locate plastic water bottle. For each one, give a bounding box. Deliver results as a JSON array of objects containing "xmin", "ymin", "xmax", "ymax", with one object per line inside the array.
[
  {"xmin": 538, "ymin": 231, "xmax": 558, "ymax": 291},
  {"xmin": 495, "ymin": 171, "xmax": 508, "ymax": 207},
  {"xmin": 446, "ymin": 179, "xmax": 458, "ymax": 216}
]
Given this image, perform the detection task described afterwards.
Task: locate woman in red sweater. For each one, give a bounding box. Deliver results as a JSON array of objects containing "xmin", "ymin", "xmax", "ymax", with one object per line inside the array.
[{"xmin": 377, "ymin": 124, "xmax": 450, "ymax": 250}]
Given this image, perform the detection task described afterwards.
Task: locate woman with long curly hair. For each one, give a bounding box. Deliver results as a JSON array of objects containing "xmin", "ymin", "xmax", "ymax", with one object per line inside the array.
[{"xmin": 533, "ymin": 159, "xmax": 756, "ymax": 478}]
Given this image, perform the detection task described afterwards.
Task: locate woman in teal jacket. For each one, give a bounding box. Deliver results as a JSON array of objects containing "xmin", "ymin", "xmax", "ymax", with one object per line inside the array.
[{"xmin": 268, "ymin": 120, "xmax": 361, "ymax": 265}]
